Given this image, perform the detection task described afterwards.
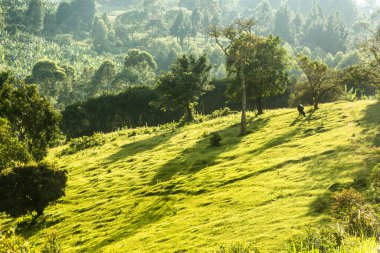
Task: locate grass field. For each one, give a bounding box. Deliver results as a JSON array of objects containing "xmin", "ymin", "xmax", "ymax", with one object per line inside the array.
[{"xmin": 1, "ymin": 100, "xmax": 379, "ymax": 252}]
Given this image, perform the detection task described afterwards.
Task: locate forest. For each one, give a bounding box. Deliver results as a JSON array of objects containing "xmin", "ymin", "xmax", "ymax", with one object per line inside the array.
[{"xmin": 0, "ymin": 0, "xmax": 380, "ymax": 252}]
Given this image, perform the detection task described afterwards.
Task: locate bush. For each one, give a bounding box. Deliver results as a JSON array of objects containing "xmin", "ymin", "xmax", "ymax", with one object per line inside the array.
[
  {"xmin": 61, "ymin": 133, "xmax": 106, "ymax": 155},
  {"xmin": 331, "ymin": 189, "xmax": 379, "ymax": 236},
  {"xmin": 0, "ymin": 163, "xmax": 67, "ymax": 217},
  {"xmin": 368, "ymin": 164, "xmax": 380, "ymax": 201},
  {"xmin": 42, "ymin": 230, "xmax": 62, "ymax": 253},
  {"xmin": 217, "ymin": 242, "xmax": 262, "ymax": 253},
  {"xmin": 210, "ymin": 132, "xmax": 222, "ymax": 147},
  {"xmin": 0, "ymin": 230, "xmax": 34, "ymax": 252},
  {"xmin": 287, "ymin": 226, "xmax": 343, "ymax": 253}
]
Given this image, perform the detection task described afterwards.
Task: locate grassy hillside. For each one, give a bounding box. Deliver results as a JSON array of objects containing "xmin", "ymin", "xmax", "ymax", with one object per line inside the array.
[{"xmin": 1, "ymin": 100, "xmax": 380, "ymax": 252}]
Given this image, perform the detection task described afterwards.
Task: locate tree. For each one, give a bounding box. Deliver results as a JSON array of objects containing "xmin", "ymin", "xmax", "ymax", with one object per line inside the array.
[
  {"xmin": 155, "ymin": 54, "xmax": 212, "ymax": 122},
  {"xmin": 237, "ymin": 35, "xmax": 290, "ymax": 115},
  {"xmin": 0, "ymin": 163, "xmax": 67, "ymax": 217},
  {"xmin": 0, "ymin": 73, "xmax": 61, "ymax": 161},
  {"xmin": 252, "ymin": 0, "xmax": 274, "ymax": 36},
  {"xmin": 297, "ymin": 54, "xmax": 339, "ymax": 110},
  {"xmin": 274, "ymin": 4, "xmax": 294, "ymax": 44},
  {"xmin": 92, "ymin": 15, "xmax": 108, "ymax": 52},
  {"xmin": 170, "ymin": 10, "xmax": 191, "ymax": 47},
  {"xmin": 190, "ymin": 7, "xmax": 202, "ymax": 41},
  {"xmin": 361, "ymin": 28, "xmax": 380, "ymax": 90},
  {"xmin": 25, "ymin": 0, "xmax": 44, "ymax": 34},
  {"xmin": 320, "ymin": 13, "xmax": 348, "ymax": 54},
  {"xmin": 25, "ymin": 60, "xmax": 67, "ymax": 105},
  {"xmin": 0, "ymin": 118, "xmax": 30, "ymax": 171},
  {"xmin": 210, "ymin": 19, "xmax": 257, "ymax": 135},
  {"xmin": 90, "ymin": 60, "xmax": 117, "ymax": 96}
]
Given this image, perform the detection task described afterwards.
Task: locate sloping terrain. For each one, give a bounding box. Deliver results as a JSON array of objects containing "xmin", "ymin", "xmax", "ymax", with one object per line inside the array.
[{"xmin": 1, "ymin": 100, "xmax": 379, "ymax": 252}]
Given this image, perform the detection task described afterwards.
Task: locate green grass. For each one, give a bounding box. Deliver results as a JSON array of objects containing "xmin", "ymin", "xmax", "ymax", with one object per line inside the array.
[{"xmin": 1, "ymin": 100, "xmax": 379, "ymax": 252}]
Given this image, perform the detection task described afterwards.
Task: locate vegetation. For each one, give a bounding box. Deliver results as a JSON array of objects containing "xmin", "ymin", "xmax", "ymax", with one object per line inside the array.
[
  {"xmin": 0, "ymin": 100, "xmax": 377, "ymax": 252},
  {"xmin": 0, "ymin": 0, "xmax": 379, "ymax": 252}
]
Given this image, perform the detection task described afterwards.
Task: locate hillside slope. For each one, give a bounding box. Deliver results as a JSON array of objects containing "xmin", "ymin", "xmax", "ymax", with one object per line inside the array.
[{"xmin": 1, "ymin": 100, "xmax": 380, "ymax": 252}]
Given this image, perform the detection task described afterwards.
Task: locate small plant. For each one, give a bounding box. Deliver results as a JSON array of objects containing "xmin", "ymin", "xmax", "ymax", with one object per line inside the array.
[
  {"xmin": 128, "ymin": 131, "xmax": 137, "ymax": 137},
  {"xmin": 0, "ymin": 230, "xmax": 34, "ymax": 252},
  {"xmin": 42, "ymin": 230, "xmax": 62, "ymax": 253},
  {"xmin": 287, "ymin": 226, "xmax": 343, "ymax": 253},
  {"xmin": 210, "ymin": 132, "xmax": 222, "ymax": 147}
]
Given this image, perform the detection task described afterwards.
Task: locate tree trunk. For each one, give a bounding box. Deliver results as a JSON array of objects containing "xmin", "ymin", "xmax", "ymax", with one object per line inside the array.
[
  {"xmin": 180, "ymin": 37, "xmax": 184, "ymax": 48},
  {"xmin": 240, "ymin": 70, "xmax": 247, "ymax": 136},
  {"xmin": 256, "ymin": 96, "xmax": 264, "ymax": 115},
  {"xmin": 185, "ymin": 105, "xmax": 193, "ymax": 122},
  {"xmin": 313, "ymin": 97, "xmax": 319, "ymax": 110}
]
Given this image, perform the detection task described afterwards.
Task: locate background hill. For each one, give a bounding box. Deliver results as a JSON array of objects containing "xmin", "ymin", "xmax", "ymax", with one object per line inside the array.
[{"xmin": 1, "ymin": 100, "xmax": 379, "ymax": 252}]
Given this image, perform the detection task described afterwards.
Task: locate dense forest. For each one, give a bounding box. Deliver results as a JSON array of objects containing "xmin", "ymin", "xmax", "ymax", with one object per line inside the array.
[{"xmin": 0, "ymin": 0, "xmax": 380, "ymax": 252}]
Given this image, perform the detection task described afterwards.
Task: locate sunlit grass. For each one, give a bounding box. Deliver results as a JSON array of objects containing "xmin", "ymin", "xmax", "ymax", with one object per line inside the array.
[{"xmin": 1, "ymin": 100, "xmax": 379, "ymax": 252}]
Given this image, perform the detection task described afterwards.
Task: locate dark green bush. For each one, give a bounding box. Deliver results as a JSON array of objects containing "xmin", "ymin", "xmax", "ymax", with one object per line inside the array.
[
  {"xmin": 210, "ymin": 132, "xmax": 222, "ymax": 147},
  {"xmin": 61, "ymin": 133, "xmax": 106, "ymax": 155},
  {"xmin": 0, "ymin": 163, "xmax": 67, "ymax": 217}
]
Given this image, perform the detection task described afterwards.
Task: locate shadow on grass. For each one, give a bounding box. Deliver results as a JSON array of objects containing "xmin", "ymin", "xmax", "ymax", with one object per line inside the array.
[
  {"xmin": 308, "ymin": 102, "xmax": 380, "ymax": 215},
  {"xmin": 84, "ymin": 196, "xmax": 173, "ymax": 252},
  {"xmin": 249, "ymin": 128, "xmax": 299, "ymax": 156},
  {"xmin": 149, "ymin": 117, "xmax": 270, "ymax": 185},
  {"xmin": 104, "ymin": 131, "xmax": 177, "ymax": 163}
]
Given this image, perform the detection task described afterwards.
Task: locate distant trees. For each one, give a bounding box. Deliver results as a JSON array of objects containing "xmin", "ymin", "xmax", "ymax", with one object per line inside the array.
[
  {"xmin": 25, "ymin": 60, "xmax": 67, "ymax": 105},
  {"xmin": 274, "ymin": 4, "xmax": 293, "ymax": 44},
  {"xmin": 25, "ymin": 0, "xmax": 44, "ymax": 34},
  {"xmin": 170, "ymin": 10, "xmax": 191, "ymax": 47},
  {"xmin": 361, "ymin": 28, "xmax": 380, "ymax": 91},
  {"xmin": 155, "ymin": 54, "xmax": 213, "ymax": 122},
  {"xmin": 92, "ymin": 15, "xmax": 108, "ymax": 52}
]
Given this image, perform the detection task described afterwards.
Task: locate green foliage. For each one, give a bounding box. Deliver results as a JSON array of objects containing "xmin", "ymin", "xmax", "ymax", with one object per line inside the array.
[
  {"xmin": 61, "ymin": 133, "xmax": 106, "ymax": 155},
  {"xmin": 209, "ymin": 132, "xmax": 222, "ymax": 147},
  {"xmin": 61, "ymin": 86, "xmax": 181, "ymax": 139},
  {"xmin": 287, "ymin": 226, "xmax": 343, "ymax": 253},
  {"xmin": 368, "ymin": 164, "xmax": 380, "ymax": 200},
  {"xmin": 41, "ymin": 230, "xmax": 62, "ymax": 253},
  {"xmin": 156, "ymin": 54, "xmax": 213, "ymax": 121},
  {"xmin": 331, "ymin": 189, "xmax": 379, "ymax": 236},
  {"xmin": 25, "ymin": 0, "xmax": 44, "ymax": 34},
  {"xmin": 0, "ymin": 163, "xmax": 67, "ymax": 217},
  {"xmin": 92, "ymin": 15, "xmax": 108, "ymax": 53},
  {"xmin": 0, "ymin": 77, "xmax": 61, "ymax": 161},
  {"xmin": 297, "ymin": 54, "xmax": 341, "ymax": 110},
  {"xmin": 0, "ymin": 230, "xmax": 34, "ymax": 253},
  {"xmin": 0, "ymin": 118, "xmax": 30, "ymax": 171}
]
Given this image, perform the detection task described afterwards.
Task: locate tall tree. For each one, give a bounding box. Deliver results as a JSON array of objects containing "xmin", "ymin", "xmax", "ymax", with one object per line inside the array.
[
  {"xmin": 252, "ymin": 0, "xmax": 274, "ymax": 35},
  {"xmin": 210, "ymin": 19, "xmax": 257, "ymax": 135},
  {"xmin": 320, "ymin": 12, "xmax": 348, "ymax": 54},
  {"xmin": 190, "ymin": 7, "xmax": 202, "ymax": 41},
  {"xmin": 274, "ymin": 3, "xmax": 294, "ymax": 44},
  {"xmin": 238, "ymin": 35, "xmax": 290, "ymax": 115},
  {"xmin": 361, "ymin": 28, "xmax": 380, "ymax": 90},
  {"xmin": 92, "ymin": 15, "xmax": 108, "ymax": 53},
  {"xmin": 155, "ymin": 55, "xmax": 212, "ymax": 122},
  {"xmin": 25, "ymin": 0, "xmax": 44, "ymax": 34},
  {"xmin": 170, "ymin": 10, "xmax": 191, "ymax": 47}
]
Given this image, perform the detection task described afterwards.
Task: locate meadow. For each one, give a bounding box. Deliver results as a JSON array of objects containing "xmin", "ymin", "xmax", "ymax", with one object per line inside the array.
[{"xmin": 1, "ymin": 100, "xmax": 379, "ymax": 252}]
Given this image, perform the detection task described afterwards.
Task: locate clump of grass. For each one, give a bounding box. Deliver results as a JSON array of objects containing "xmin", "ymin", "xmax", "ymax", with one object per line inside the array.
[
  {"xmin": 209, "ymin": 132, "xmax": 222, "ymax": 147},
  {"xmin": 61, "ymin": 133, "xmax": 106, "ymax": 155},
  {"xmin": 217, "ymin": 242, "xmax": 262, "ymax": 253}
]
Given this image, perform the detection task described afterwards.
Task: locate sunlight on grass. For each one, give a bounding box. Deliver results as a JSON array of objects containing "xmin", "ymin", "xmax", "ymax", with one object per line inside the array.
[{"xmin": 1, "ymin": 100, "xmax": 379, "ymax": 252}]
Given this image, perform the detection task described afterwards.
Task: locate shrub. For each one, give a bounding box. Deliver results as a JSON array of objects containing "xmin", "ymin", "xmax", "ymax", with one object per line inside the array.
[
  {"xmin": 0, "ymin": 163, "xmax": 67, "ymax": 217},
  {"xmin": 217, "ymin": 242, "xmax": 262, "ymax": 253},
  {"xmin": 368, "ymin": 164, "xmax": 380, "ymax": 201},
  {"xmin": 210, "ymin": 132, "xmax": 222, "ymax": 147},
  {"xmin": 331, "ymin": 189, "xmax": 379, "ymax": 236},
  {"xmin": 287, "ymin": 226, "xmax": 343, "ymax": 253},
  {"xmin": 42, "ymin": 230, "xmax": 62, "ymax": 253},
  {"xmin": 61, "ymin": 133, "xmax": 106, "ymax": 155},
  {"xmin": 0, "ymin": 230, "xmax": 34, "ymax": 252}
]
